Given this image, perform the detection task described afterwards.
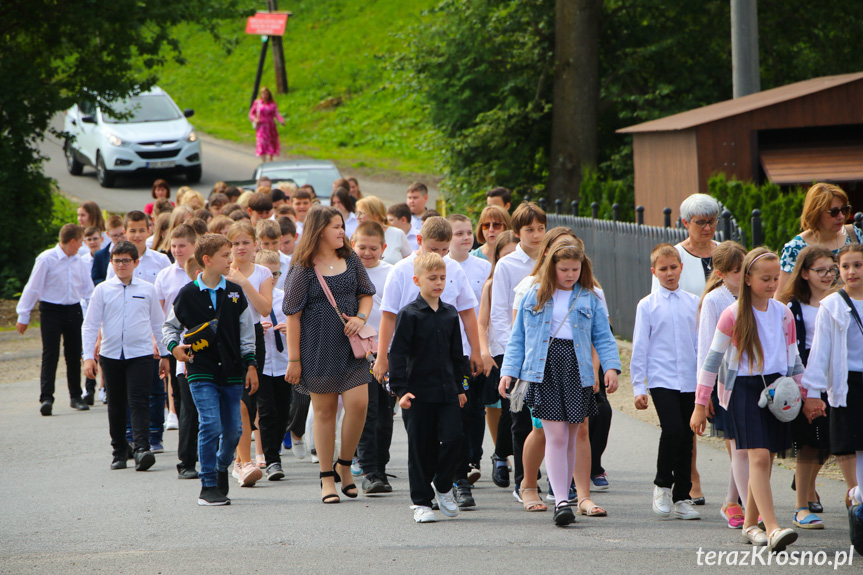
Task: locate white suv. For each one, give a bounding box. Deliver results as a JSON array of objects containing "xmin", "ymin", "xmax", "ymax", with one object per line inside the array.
[{"xmin": 63, "ymin": 87, "xmax": 202, "ymax": 187}]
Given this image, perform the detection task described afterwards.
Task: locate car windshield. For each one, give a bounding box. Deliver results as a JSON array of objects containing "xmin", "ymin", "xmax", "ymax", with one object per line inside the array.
[
  {"xmin": 102, "ymin": 95, "xmax": 182, "ymax": 124},
  {"xmin": 262, "ymin": 167, "xmax": 341, "ymax": 196}
]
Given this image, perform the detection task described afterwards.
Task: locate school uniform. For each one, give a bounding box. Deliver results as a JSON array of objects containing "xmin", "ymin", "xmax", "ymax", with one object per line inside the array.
[
  {"xmin": 106, "ymin": 246, "xmax": 170, "ymax": 285},
  {"xmin": 389, "ymin": 294, "xmax": 465, "ymax": 508},
  {"xmin": 405, "ymin": 228, "xmax": 419, "ymax": 252},
  {"xmin": 344, "ymin": 212, "xmax": 359, "ymax": 240},
  {"xmin": 258, "ymin": 288, "xmax": 292, "ymax": 468},
  {"xmin": 91, "ymin": 242, "xmax": 113, "ymax": 286},
  {"xmin": 279, "ymin": 252, "xmax": 291, "ymax": 289},
  {"xmin": 697, "ymin": 285, "xmax": 736, "ymax": 440},
  {"xmin": 631, "ymin": 286, "xmax": 699, "ymax": 502},
  {"xmin": 410, "ymin": 213, "xmax": 423, "ymax": 234},
  {"xmin": 82, "ymin": 276, "xmax": 168, "ymax": 459},
  {"xmin": 17, "ymin": 244, "xmax": 94, "ymax": 406}
]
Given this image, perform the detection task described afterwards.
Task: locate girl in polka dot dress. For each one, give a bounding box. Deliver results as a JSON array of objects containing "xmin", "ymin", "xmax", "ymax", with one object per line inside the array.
[{"xmin": 499, "ymin": 245, "xmax": 621, "ymax": 526}]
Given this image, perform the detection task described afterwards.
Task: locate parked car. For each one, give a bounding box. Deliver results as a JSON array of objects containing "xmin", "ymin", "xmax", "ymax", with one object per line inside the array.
[
  {"xmin": 63, "ymin": 87, "xmax": 202, "ymax": 188},
  {"xmin": 251, "ymin": 160, "xmax": 343, "ymax": 203}
]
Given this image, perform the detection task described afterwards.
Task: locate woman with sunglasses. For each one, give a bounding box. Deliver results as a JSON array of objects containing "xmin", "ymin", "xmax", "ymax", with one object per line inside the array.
[
  {"xmin": 778, "ymin": 183, "xmax": 861, "ymax": 296},
  {"xmin": 470, "ymin": 205, "xmax": 513, "ymax": 264}
]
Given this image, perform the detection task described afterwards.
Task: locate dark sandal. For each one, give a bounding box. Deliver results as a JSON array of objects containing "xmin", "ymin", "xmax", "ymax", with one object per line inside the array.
[
  {"xmin": 320, "ymin": 471, "xmax": 340, "ymax": 504},
  {"xmin": 335, "ymin": 459, "xmax": 358, "ymax": 498}
]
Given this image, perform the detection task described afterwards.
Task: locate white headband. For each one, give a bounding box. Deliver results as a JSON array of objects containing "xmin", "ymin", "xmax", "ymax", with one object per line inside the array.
[{"xmin": 746, "ymin": 252, "xmax": 772, "ymax": 273}]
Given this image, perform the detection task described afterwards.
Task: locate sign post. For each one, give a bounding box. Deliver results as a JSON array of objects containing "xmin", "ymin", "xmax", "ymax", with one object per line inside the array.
[{"xmin": 246, "ymin": 9, "xmax": 291, "ymax": 106}]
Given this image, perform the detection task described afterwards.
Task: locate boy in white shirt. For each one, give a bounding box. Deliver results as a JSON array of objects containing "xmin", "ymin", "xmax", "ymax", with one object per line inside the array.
[
  {"xmin": 277, "ymin": 216, "xmax": 297, "ymax": 278},
  {"xmin": 83, "ymin": 241, "xmax": 170, "ymax": 471},
  {"xmin": 387, "ymin": 203, "xmax": 418, "ymax": 251},
  {"xmin": 406, "ymin": 182, "xmax": 429, "ymax": 233},
  {"xmin": 631, "ymin": 243, "xmax": 700, "ymax": 520},
  {"xmin": 154, "ymin": 223, "xmax": 199, "ymax": 479},
  {"xmin": 352, "ymin": 221, "xmax": 394, "ymax": 494},
  {"xmin": 256, "ymin": 219, "xmax": 290, "ymax": 289},
  {"xmin": 488, "ymin": 202, "xmax": 546, "ymax": 496},
  {"xmin": 446, "ymin": 214, "xmax": 492, "ymax": 504}
]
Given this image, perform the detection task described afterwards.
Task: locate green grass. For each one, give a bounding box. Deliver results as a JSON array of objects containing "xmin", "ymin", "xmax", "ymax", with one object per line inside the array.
[{"xmin": 156, "ymin": 0, "xmax": 439, "ymax": 175}]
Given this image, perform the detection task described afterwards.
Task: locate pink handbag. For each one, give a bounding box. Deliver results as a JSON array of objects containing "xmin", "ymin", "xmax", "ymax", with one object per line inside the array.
[{"xmin": 314, "ymin": 266, "xmax": 377, "ymax": 361}]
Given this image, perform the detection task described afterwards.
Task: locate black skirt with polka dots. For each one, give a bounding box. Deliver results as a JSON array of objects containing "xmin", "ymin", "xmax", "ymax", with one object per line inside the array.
[{"xmin": 524, "ymin": 338, "xmax": 597, "ymax": 424}]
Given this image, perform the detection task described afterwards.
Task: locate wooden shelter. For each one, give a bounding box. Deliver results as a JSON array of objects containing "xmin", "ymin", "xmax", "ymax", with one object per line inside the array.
[{"xmin": 618, "ymin": 72, "xmax": 863, "ymax": 226}]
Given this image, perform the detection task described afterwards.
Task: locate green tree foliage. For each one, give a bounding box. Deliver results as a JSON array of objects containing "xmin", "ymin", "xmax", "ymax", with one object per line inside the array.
[{"xmin": 0, "ymin": 0, "xmax": 253, "ymax": 297}]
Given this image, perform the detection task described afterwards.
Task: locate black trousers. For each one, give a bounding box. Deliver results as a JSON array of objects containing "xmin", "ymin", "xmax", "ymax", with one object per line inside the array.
[
  {"xmin": 257, "ymin": 374, "xmax": 292, "ymax": 466},
  {"xmin": 287, "ymin": 388, "xmax": 310, "ymax": 438},
  {"xmin": 177, "ymin": 373, "xmax": 199, "ymax": 470},
  {"xmin": 402, "ymin": 399, "xmax": 463, "ymax": 507},
  {"xmin": 148, "ymin": 359, "xmax": 166, "ymax": 443},
  {"xmin": 169, "ymin": 356, "xmax": 181, "ymax": 421},
  {"xmin": 241, "ymin": 324, "xmax": 266, "ymax": 429},
  {"xmin": 38, "ymin": 302, "xmax": 83, "ymax": 403},
  {"xmin": 101, "ymin": 356, "xmax": 151, "ymax": 458},
  {"xmin": 357, "ymin": 377, "xmax": 395, "ymax": 475},
  {"xmin": 454, "ymin": 359, "xmax": 483, "ymax": 480},
  {"xmin": 493, "ymin": 354, "xmax": 513, "ymax": 459},
  {"xmin": 467, "ymin": 371, "xmax": 486, "ymax": 465},
  {"xmin": 589, "ymin": 369, "xmax": 613, "ymax": 476},
  {"xmin": 650, "ymin": 388, "xmax": 695, "ymax": 502}
]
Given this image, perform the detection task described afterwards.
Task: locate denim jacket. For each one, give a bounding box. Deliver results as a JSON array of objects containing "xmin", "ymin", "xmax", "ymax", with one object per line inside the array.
[{"xmin": 500, "ymin": 284, "xmax": 621, "ymax": 386}]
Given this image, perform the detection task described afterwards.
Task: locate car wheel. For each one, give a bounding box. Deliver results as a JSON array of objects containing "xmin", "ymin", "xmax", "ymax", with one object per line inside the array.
[
  {"xmin": 64, "ymin": 140, "xmax": 83, "ymax": 176},
  {"xmin": 186, "ymin": 165, "xmax": 202, "ymax": 183},
  {"xmin": 96, "ymin": 151, "xmax": 116, "ymax": 188}
]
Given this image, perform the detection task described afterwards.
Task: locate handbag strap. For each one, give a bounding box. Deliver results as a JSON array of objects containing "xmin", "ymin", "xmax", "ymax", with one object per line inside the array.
[
  {"xmin": 313, "ymin": 266, "xmax": 347, "ymax": 327},
  {"xmin": 550, "ymin": 286, "xmax": 583, "ymax": 341},
  {"xmin": 839, "ymin": 289, "xmax": 863, "ymax": 336},
  {"xmin": 846, "ymin": 224, "xmax": 859, "ymax": 245}
]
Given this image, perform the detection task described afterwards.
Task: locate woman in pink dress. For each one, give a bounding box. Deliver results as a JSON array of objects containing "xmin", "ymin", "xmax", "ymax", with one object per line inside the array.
[{"xmin": 249, "ymin": 87, "xmax": 285, "ymax": 162}]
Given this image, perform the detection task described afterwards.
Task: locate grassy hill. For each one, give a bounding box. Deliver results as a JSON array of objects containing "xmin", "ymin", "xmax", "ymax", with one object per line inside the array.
[{"xmin": 157, "ymin": 0, "xmax": 438, "ymax": 175}]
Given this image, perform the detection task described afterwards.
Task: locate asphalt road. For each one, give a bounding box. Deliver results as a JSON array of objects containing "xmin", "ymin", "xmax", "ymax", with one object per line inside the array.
[
  {"xmin": 0, "ymin": 332, "xmax": 857, "ymax": 574},
  {"xmin": 42, "ymin": 114, "xmax": 437, "ymax": 213}
]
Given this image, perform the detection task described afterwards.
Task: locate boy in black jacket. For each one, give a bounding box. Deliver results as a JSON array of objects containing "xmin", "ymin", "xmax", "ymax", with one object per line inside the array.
[
  {"xmin": 163, "ymin": 234, "xmax": 259, "ymax": 506},
  {"xmin": 389, "ymin": 253, "xmax": 467, "ymax": 523}
]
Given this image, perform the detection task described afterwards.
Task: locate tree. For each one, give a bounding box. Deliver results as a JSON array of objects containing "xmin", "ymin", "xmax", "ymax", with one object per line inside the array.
[{"xmin": 0, "ymin": 0, "xmax": 253, "ymax": 297}]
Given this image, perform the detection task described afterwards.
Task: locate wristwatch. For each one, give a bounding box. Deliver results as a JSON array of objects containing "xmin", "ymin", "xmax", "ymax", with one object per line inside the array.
[{"xmin": 357, "ymin": 312, "xmax": 367, "ymax": 321}]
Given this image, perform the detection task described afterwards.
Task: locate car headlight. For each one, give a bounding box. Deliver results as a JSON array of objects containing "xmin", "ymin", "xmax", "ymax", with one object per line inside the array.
[
  {"xmin": 186, "ymin": 131, "xmax": 197, "ymax": 143},
  {"xmin": 106, "ymin": 133, "xmax": 124, "ymax": 147}
]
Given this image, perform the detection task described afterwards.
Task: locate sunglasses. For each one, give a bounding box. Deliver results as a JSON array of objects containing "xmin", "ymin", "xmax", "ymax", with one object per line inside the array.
[
  {"xmin": 825, "ymin": 205, "xmax": 852, "ymax": 218},
  {"xmin": 481, "ymin": 221, "xmax": 505, "ymax": 230}
]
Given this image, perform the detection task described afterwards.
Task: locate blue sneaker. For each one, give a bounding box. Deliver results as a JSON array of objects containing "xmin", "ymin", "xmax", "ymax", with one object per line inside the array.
[
  {"xmin": 591, "ymin": 472, "xmax": 609, "ymax": 491},
  {"xmin": 351, "ymin": 456, "xmax": 363, "ymax": 476},
  {"xmin": 568, "ymin": 479, "xmax": 578, "ymax": 502},
  {"xmin": 283, "ymin": 432, "xmax": 292, "ymax": 450},
  {"xmin": 150, "ymin": 442, "xmax": 164, "ymax": 454},
  {"xmin": 545, "ymin": 482, "xmax": 555, "ymax": 502}
]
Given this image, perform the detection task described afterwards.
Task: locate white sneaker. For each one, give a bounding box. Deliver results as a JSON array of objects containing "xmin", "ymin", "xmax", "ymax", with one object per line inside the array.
[
  {"xmin": 231, "ymin": 461, "xmax": 241, "ymax": 480},
  {"xmin": 164, "ymin": 412, "xmax": 179, "ymax": 431},
  {"xmin": 433, "ymin": 484, "xmax": 459, "ymax": 518},
  {"xmin": 311, "ymin": 452, "xmax": 320, "ymax": 464},
  {"xmin": 673, "ymin": 499, "xmax": 701, "ymax": 520},
  {"xmin": 412, "ymin": 505, "xmax": 436, "ymax": 523},
  {"xmin": 291, "ymin": 438, "xmax": 306, "ymax": 460},
  {"xmin": 652, "ymin": 486, "xmax": 672, "ymax": 518},
  {"xmin": 99, "ymin": 388, "xmax": 107, "ymax": 404}
]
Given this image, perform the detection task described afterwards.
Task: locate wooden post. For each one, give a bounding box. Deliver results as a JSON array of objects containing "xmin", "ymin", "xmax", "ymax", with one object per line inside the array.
[
  {"xmin": 250, "ymin": 35, "xmax": 270, "ymax": 110},
  {"xmin": 267, "ymin": 0, "xmax": 289, "ymax": 94}
]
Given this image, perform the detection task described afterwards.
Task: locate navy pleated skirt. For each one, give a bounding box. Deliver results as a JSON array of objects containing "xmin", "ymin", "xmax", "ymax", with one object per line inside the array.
[
  {"xmin": 728, "ymin": 373, "xmax": 791, "ymax": 453},
  {"xmin": 830, "ymin": 371, "xmax": 863, "ymax": 455}
]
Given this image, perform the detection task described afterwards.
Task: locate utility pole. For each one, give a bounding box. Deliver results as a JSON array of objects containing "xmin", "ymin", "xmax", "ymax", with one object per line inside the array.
[
  {"xmin": 267, "ymin": 0, "xmax": 289, "ymax": 93},
  {"xmin": 731, "ymin": 0, "xmax": 760, "ymax": 98}
]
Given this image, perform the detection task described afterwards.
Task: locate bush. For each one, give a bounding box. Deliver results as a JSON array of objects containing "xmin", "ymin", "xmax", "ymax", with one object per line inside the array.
[{"xmin": 708, "ymin": 173, "xmax": 806, "ymax": 250}]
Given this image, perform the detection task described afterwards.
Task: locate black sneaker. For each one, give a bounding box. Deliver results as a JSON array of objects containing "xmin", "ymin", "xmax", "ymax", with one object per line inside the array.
[
  {"xmin": 217, "ymin": 470, "xmax": 230, "ymax": 497},
  {"xmin": 177, "ymin": 466, "xmax": 199, "ymax": 480},
  {"xmin": 198, "ymin": 486, "xmax": 230, "ymax": 506},
  {"xmin": 491, "ymin": 454, "xmax": 510, "ymax": 488},
  {"xmin": 39, "ymin": 401, "xmax": 53, "ymax": 416},
  {"xmin": 454, "ymin": 480, "xmax": 476, "ymax": 508},
  {"xmin": 554, "ymin": 502, "xmax": 576, "ymax": 526},
  {"xmin": 266, "ymin": 462, "xmax": 285, "ymax": 481},
  {"xmin": 362, "ymin": 472, "xmax": 387, "ymax": 495},
  {"xmin": 126, "ymin": 443, "xmax": 135, "ymax": 460},
  {"xmin": 110, "ymin": 459, "xmax": 127, "ymax": 470},
  {"xmin": 70, "ymin": 398, "xmax": 89, "ymax": 411},
  {"xmin": 382, "ymin": 474, "xmax": 393, "ymax": 493},
  {"xmin": 84, "ymin": 393, "xmax": 95, "ymax": 406},
  {"xmin": 134, "ymin": 450, "xmax": 155, "ymax": 471}
]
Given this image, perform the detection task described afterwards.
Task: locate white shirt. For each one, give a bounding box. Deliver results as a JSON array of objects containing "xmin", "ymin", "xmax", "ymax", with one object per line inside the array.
[
  {"xmin": 344, "ymin": 212, "xmax": 359, "ymax": 240},
  {"xmin": 82, "ymin": 276, "xmax": 168, "ymax": 361},
  {"xmin": 550, "ymin": 289, "xmax": 575, "ymax": 340},
  {"xmin": 263, "ymin": 288, "xmax": 289, "ymax": 377},
  {"xmin": 295, "ymin": 220, "xmax": 304, "ymax": 238},
  {"xmin": 490, "ymin": 244, "xmax": 535, "ymax": 350},
  {"xmin": 847, "ymin": 299, "xmax": 863, "ymax": 372},
  {"xmin": 279, "ymin": 252, "xmax": 292, "ymax": 288},
  {"xmin": 630, "ymin": 285, "xmax": 699, "ymax": 396},
  {"xmin": 155, "ymin": 262, "xmax": 192, "ymax": 313},
  {"xmin": 383, "ymin": 226, "xmax": 412, "ymax": 264},
  {"xmin": 17, "ymin": 245, "xmax": 94, "ymax": 325},
  {"xmin": 410, "ymin": 214, "xmax": 423, "ymax": 233},
  {"xmin": 243, "ymin": 264, "xmax": 275, "ymax": 324},
  {"xmin": 799, "ymin": 302, "xmax": 819, "ymax": 350},
  {"xmin": 450, "ymin": 254, "xmax": 491, "ymax": 318},
  {"xmin": 381, "ymin": 252, "xmax": 477, "ymax": 355},
  {"xmin": 364, "ymin": 261, "xmax": 393, "ymax": 333},
  {"xmin": 697, "ymin": 285, "xmax": 735, "ymax": 373},
  {"xmin": 405, "ymin": 227, "xmax": 419, "ymax": 252},
  {"xmin": 651, "ymin": 242, "xmax": 718, "ymax": 297},
  {"xmin": 146, "ymin": 236, "xmax": 154, "ymax": 249},
  {"xmin": 738, "ymin": 299, "xmax": 787, "ymax": 376},
  {"xmin": 106, "ymin": 247, "xmax": 170, "ymax": 285}
]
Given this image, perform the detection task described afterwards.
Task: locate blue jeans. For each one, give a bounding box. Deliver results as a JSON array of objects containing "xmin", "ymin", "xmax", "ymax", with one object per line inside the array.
[{"xmin": 189, "ymin": 381, "xmax": 243, "ymax": 488}]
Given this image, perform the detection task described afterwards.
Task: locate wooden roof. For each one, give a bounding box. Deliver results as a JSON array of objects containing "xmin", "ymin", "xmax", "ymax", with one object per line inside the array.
[
  {"xmin": 618, "ymin": 72, "xmax": 863, "ymax": 134},
  {"xmin": 760, "ymin": 144, "xmax": 863, "ymax": 184}
]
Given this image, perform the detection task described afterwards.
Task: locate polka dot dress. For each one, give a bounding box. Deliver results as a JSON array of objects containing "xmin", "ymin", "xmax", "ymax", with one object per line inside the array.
[{"xmin": 524, "ymin": 338, "xmax": 597, "ymax": 423}]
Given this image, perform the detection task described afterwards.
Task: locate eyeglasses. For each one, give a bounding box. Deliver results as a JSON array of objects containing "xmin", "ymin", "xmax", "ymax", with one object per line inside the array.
[
  {"xmin": 272, "ymin": 271, "xmax": 283, "ymax": 277},
  {"xmin": 108, "ymin": 233, "xmax": 125, "ymax": 241},
  {"xmin": 690, "ymin": 218, "xmax": 717, "ymax": 229},
  {"xmin": 825, "ymin": 205, "xmax": 852, "ymax": 218},
  {"xmin": 808, "ymin": 265, "xmax": 839, "ymax": 278},
  {"xmin": 481, "ymin": 221, "xmax": 505, "ymax": 230},
  {"xmin": 112, "ymin": 258, "xmax": 133, "ymax": 266}
]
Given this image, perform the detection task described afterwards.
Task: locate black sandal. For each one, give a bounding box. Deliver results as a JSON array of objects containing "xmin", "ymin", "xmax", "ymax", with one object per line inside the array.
[
  {"xmin": 335, "ymin": 459, "xmax": 358, "ymax": 498},
  {"xmin": 553, "ymin": 501, "xmax": 576, "ymax": 526},
  {"xmin": 320, "ymin": 471, "xmax": 340, "ymax": 504}
]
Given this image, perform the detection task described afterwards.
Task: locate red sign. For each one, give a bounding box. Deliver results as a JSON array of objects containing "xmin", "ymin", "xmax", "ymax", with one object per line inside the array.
[{"xmin": 245, "ymin": 12, "xmax": 289, "ymax": 36}]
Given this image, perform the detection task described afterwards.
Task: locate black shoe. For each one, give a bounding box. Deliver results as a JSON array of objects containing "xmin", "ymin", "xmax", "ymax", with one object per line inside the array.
[
  {"xmin": 70, "ymin": 397, "xmax": 89, "ymax": 411},
  {"xmin": 198, "ymin": 486, "xmax": 230, "ymax": 506},
  {"xmin": 266, "ymin": 462, "xmax": 285, "ymax": 481},
  {"xmin": 39, "ymin": 401, "xmax": 53, "ymax": 416},
  {"xmin": 382, "ymin": 473, "xmax": 393, "ymax": 493},
  {"xmin": 849, "ymin": 504, "xmax": 863, "ymax": 556},
  {"xmin": 554, "ymin": 502, "xmax": 576, "ymax": 526},
  {"xmin": 454, "ymin": 481, "xmax": 476, "ymax": 508},
  {"xmin": 362, "ymin": 472, "xmax": 387, "ymax": 495},
  {"xmin": 134, "ymin": 450, "xmax": 155, "ymax": 471},
  {"xmin": 217, "ymin": 470, "xmax": 230, "ymax": 497},
  {"xmin": 177, "ymin": 466, "xmax": 199, "ymax": 480},
  {"xmin": 110, "ymin": 459, "xmax": 127, "ymax": 470},
  {"xmin": 84, "ymin": 394, "xmax": 95, "ymax": 406},
  {"xmin": 491, "ymin": 454, "xmax": 510, "ymax": 488},
  {"xmin": 127, "ymin": 442, "xmax": 135, "ymax": 460}
]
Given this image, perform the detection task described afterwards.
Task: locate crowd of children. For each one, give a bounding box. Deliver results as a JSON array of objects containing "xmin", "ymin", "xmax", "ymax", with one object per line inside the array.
[{"xmin": 13, "ymin": 179, "xmax": 863, "ymax": 554}]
